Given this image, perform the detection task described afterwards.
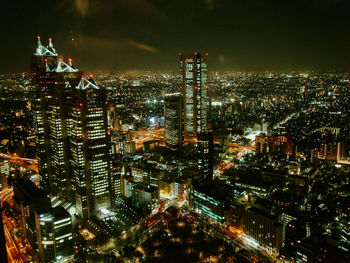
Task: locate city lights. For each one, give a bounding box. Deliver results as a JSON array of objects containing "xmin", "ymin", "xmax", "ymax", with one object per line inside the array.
[{"xmin": 1, "ymin": 1, "xmax": 350, "ymax": 262}]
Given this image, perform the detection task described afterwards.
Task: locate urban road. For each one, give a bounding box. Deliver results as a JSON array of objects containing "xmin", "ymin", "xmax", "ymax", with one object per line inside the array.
[{"xmin": 1, "ymin": 189, "xmax": 23, "ymax": 263}]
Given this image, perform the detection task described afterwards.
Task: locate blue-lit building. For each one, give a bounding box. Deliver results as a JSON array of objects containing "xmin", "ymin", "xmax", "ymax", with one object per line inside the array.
[
  {"xmin": 191, "ymin": 182, "xmax": 232, "ymax": 224},
  {"xmin": 35, "ymin": 206, "xmax": 74, "ymax": 262}
]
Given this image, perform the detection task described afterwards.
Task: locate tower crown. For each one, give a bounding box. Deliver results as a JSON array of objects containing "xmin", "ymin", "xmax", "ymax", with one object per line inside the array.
[
  {"xmin": 49, "ymin": 60, "xmax": 79, "ymax": 73},
  {"xmin": 76, "ymin": 76, "xmax": 99, "ymax": 90},
  {"xmin": 35, "ymin": 36, "xmax": 57, "ymax": 56}
]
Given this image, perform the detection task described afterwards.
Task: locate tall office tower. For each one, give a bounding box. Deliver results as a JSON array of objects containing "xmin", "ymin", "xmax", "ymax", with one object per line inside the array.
[
  {"xmin": 179, "ymin": 52, "xmax": 208, "ymax": 142},
  {"xmin": 35, "ymin": 206, "xmax": 74, "ymax": 262},
  {"xmin": 197, "ymin": 132, "xmax": 213, "ymax": 181},
  {"xmin": 164, "ymin": 93, "xmax": 184, "ymax": 150},
  {"xmin": 31, "ymin": 36, "xmax": 81, "ymax": 200},
  {"xmin": 70, "ymin": 76, "xmax": 112, "ymax": 219}
]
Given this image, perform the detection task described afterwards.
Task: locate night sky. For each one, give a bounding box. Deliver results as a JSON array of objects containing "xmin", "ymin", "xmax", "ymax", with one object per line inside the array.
[{"xmin": 2, "ymin": 0, "xmax": 350, "ymax": 72}]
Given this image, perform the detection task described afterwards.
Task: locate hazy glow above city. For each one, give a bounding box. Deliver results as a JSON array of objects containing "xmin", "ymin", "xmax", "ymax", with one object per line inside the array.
[{"xmin": 2, "ymin": 0, "xmax": 350, "ymax": 72}]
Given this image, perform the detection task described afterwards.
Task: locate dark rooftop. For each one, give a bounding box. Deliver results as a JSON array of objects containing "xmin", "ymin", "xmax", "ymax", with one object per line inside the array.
[
  {"xmin": 50, "ymin": 206, "xmax": 71, "ymax": 220},
  {"xmin": 194, "ymin": 180, "xmax": 233, "ymax": 202},
  {"xmin": 13, "ymin": 178, "xmax": 47, "ymax": 204}
]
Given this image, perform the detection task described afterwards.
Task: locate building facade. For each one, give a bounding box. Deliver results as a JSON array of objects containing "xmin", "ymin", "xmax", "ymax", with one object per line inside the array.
[
  {"xmin": 0, "ymin": 159, "xmax": 9, "ymax": 191},
  {"xmin": 70, "ymin": 77, "xmax": 112, "ymax": 219},
  {"xmin": 242, "ymin": 206, "xmax": 282, "ymax": 255},
  {"xmin": 132, "ymin": 183, "xmax": 159, "ymax": 213},
  {"xmin": 180, "ymin": 52, "xmax": 208, "ymax": 141},
  {"xmin": 192, "ymin": 188, "xmax": 226, "ymax": 224},
  {"xmin": 35, "ymin": 206, "xmax": 74, "ymax": 262},
  {"xmin": 31, "ymin": 36, "xmax": 81, "ymax": 200},
  {"xmin": 164, "ymin": 93, "xmax": 183, "ymax": 149},
  {"xmin": 197, "ymin": 132, "xmax": 213, "ymax": 181},
  {"xmin": 31, "ymin": 37, "xmax": 112, "ymax": 219}
]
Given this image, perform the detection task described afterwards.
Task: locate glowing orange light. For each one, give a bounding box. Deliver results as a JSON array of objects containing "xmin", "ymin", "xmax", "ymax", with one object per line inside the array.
[
  {"xmin": 49, "ymin": 37, "xmax": 52, "ymax": 41},
  {"xmin": 194, "ymin": 52, "xmax": 198, "ymax": 55},
  {"xmin": 194, "ymin": 86, "xmax": 198, "ymax": 90},
  {"xmin": 37, "ymin": 35, "xmax": 41, "ymax": 39},
  {"xmin": 68, "ymin": 58, "xmax": 72, "ymax": 62},
  {"xmin": 89, "ymin": 74, "xmax": 93, "ymax": 78},
  {"xmin": 79, "ymin": 103, "xmax": 83, "ymax": 107}
]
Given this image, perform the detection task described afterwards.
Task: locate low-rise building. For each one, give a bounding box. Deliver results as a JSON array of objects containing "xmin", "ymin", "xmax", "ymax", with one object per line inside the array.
[
  {"xmin": 242, "ymin": 206, "xmax": 282, "ymax": 255},
  {"xmin": 132, "ymin": 183, "xmax": 159, "ymax": 213},
  {"xmin": 35, "ymin": 206, "xmax": 74, "ymax": 262},
  {"xmin": 191, "ymin": 182, "xmax": 232, "ymax": 224}
]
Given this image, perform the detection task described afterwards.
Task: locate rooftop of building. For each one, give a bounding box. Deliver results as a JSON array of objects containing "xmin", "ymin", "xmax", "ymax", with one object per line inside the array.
[
  {"xmin": 135, "ymin": 182, "xmax": 158, "ymax": 193},
  {"xmin": 50, "ymin": 206, "xmax": 71, "ymax": 220},
  {"xmin": 248, "ymin": 205, "xmax": 279, "ymax": 223},
  {"xmin": 193, "ymin": 180, "xmax": 233, "ymax": 202},
  {"xmin": 12, "ymin": 178, "xmax": 47, "ymax": 204}
]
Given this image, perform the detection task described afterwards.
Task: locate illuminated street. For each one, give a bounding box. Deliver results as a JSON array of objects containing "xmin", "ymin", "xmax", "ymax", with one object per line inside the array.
[{"xmin": 1, "ymin": 189, "xmax": 23, "ymax": 263}]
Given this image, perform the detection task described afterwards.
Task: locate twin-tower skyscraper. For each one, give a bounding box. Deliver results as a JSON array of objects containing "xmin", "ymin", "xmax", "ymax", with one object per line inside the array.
[{"xmin": 31, "ymin": 37, "xmax": 111, "ymax": 219}]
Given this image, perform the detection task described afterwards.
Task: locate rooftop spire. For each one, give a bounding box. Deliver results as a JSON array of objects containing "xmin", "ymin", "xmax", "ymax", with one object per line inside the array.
[
  {"xmin": 76, "ymin": 76, "xmax": 99, "ymax": 90},
  {"xmin": 37, "ymin": 36, "xmax": 41, "ymax": 46},
  {"xmin": 48, "ymin": 37, "xmax": 53, "ymax": 48},
  {"xmin": 34, "ymin": 35, "xmax": 57, "ymax": 56}
]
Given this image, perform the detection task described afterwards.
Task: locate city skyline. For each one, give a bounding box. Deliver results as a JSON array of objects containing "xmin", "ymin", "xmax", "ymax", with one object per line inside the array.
[
  {"xmin": 0, "ymin": 38, "xmax": 349, "ymax": 262},
  {"xmin": 1, "ymin": 1, "xmax": 350, "ymax": 263},
  {"xmin": 2, "ymin": 0, "xmax": 350, "ymax": 72}
]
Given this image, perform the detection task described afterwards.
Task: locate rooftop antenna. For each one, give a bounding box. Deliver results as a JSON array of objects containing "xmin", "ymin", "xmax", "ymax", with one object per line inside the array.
[
  {"xmin": 45, "ymin": 58, "xmax": 50, "ymax": 71},
  {"xmin": 48, "ymin": 37, "xmax": 53, "ymax": 48},
  {"xmin": 37, "ymin": 36, "xmax": 41, "ymax": 46}
]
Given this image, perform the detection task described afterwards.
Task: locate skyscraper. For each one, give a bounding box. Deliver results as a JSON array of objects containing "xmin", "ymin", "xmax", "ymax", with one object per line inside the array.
[
  {"xmin": 31, "ymin": 37, "xmax": 112, "ymax": 219},
  {"xmin": 164, "ymin": 93, "xmax": 183, "ymax": 149},
  {"xmin": 70, "ymin": 76, "xmax": 112, "ymax": 219},
  {"xmin": 197, "ymin": 132, "xmax": 213, "ymax": 181},
  {"xmin": 179, "ymin": 52, "xmax": 208, "ymax": 142},
  {"xmin": 31, "ymin": 36, "xmax": 81, "ymax": 200}
]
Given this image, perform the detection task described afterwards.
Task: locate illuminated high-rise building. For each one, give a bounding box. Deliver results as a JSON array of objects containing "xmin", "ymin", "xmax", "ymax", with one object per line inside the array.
[
  {"xmin": 31, "ymin": 36, "xmax": 81, "ymax": 200},
  {"xmin": 164, "ymin": 93, "xmax": 183, "ymax": 149},
  {"xmin": 70, "ymin": 76, "xmax": 112, "ymax": 219},
  {"xmin": 31, "ymin": 37, "xmax": 112, "ymax": 219},
  {"xmin": 197, "ymin": 132, "xmax": 213, "ymax": 181},
  {"xmin": 179, "ymin": 52, "xmax": 208, "ymax": 141}
]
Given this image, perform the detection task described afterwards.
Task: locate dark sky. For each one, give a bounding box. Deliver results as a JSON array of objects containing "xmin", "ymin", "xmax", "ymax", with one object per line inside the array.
[{"xmin": 2, "ymin": 0, "xmax": 350, "ymax": 72}]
